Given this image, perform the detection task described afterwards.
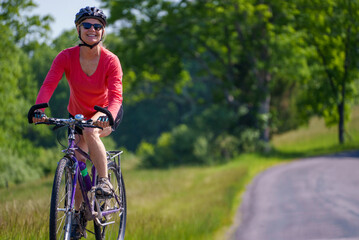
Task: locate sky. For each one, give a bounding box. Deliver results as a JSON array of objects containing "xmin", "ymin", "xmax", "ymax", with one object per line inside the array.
[{"xmin": 31, "ymin": 0, "xmax": 109, "ymax": 39}]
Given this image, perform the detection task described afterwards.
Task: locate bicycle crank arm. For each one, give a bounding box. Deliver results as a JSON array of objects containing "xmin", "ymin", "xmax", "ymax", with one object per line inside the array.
[{"xmin": 94, "ymin": 218, "xmax": 115, "ymax": 227}]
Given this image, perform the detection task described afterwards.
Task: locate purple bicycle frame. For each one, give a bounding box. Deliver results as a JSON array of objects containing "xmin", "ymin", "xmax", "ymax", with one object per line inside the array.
[{"xmin": 67, "ymin": 136, "xmax": 122, "ymax": 219}]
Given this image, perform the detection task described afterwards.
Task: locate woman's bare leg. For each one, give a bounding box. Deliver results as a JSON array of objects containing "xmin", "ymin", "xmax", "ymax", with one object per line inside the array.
[
  {"xmin": 82, "ymin": 111, "xmax": 112, "ymax": 178},
  {"xmin": 74, "ymin": 134, "xmax": 88, "ymax": 211}
]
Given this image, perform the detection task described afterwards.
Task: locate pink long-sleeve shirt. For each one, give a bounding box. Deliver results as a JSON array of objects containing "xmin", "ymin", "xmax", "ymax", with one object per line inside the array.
[{"xmin": 35, "ymin": 46, "xmax": 123, "ymax": 120}]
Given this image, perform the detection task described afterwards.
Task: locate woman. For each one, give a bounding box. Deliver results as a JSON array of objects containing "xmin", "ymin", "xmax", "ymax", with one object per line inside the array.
[{"xmin": 32, "ymin": 6, "xmax": 123, "ymax": 238}]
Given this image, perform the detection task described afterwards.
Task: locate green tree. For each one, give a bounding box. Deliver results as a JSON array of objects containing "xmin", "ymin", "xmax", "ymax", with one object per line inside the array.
[
  {"xmin": 294, "ymin": 0, "xmax": 359, "ymax": 143},
  {"xmin": 0, "ymin": 0, "xmax": 52, "ymax": 146},
  {"xmin": 0, "ymin": 0, "xmax": 53, "ymax": 45},
  {"xmin": 0, "ymin": 0, "xmax": 55, "ymax": 186}
]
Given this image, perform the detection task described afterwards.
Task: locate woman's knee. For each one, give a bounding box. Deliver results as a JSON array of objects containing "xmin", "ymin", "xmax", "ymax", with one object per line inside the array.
[
  {"xmin": 82, "ymin": 127, "xmax": 111, "ymax": 142},
  {"xmin": 82, "ymin": 127, "xmax": 101, "ymax": 140}
]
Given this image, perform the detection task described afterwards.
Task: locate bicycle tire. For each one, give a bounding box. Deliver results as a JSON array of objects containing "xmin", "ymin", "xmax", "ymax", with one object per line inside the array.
[
  {"xmin": 49, "ymin": 157, "xmax": 74, "ymax": 240},
  {"xmin": 94, "ymin": 162, "xmax": 127, "ymax": 240}
]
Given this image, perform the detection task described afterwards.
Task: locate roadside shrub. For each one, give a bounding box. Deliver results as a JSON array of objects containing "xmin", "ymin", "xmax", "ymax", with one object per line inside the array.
[
  {"xmin": 0, "ymin": 138, "xmax": 62, "ymax": 188},
  {"xmin": 0, "ymin": 148, "xmax": 41, "ymax": 188},
  {"xmin": 138, "ymin": 124, "xmax": 210, "ymax": 168},
  {"xmin": 139, "ymin": 124, "xmax": 267, "ymax": 168},
  {"xmin": 138, "ymin": 126, "xmax": 272, "ymax": 168},
  {"xmin": 137, "ymin": 141, "xmax": 157, "ymax": 167},
  {"xmin": 213, "ymin": 134, "xmax": 240, "ymax": 161},
  {"xmin": 238, "ymin": 128, "xmax": 262, "ymax": 152},
  {"xmin": 170, "ymin": 124, "xmax": 198, "ymax": 165},
  {"xmin": 193, "ymin": 136, "xmax": 210, "ymax": 164}
]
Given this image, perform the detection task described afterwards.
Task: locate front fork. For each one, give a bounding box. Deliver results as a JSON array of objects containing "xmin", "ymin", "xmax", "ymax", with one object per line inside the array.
[
  {"xmin": 63, "ymin": 211, "xmax": 73, "ymax": 240},
  {"xmin": 61, "ymin": 158, "xmax": 78, "ymax": 240}
]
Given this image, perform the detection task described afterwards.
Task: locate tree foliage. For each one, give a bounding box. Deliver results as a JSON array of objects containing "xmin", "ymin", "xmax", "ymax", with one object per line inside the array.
[
  {"xmin": 100, "ymin": 0, "xmax": 315, "ymax": 166},
  {"xmin": 293, "ymin": 0, "xmax": 359, "ymax": 143},
  {"xmin": 0, "ymin": 0, "xmax": 53, "ymax": 45},
  {"xmin": 0, "ymin": 0, "xmax": 56, "ymax": 186},
  {"xmin": 98, "ymin": 0, "xmax": 359, "ymax": 166}
]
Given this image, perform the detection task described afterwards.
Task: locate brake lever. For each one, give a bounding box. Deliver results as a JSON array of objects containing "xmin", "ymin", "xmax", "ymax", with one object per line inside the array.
[{"xmin": 35, "ymin": 122, "xmax": 50, "ymax": 125}]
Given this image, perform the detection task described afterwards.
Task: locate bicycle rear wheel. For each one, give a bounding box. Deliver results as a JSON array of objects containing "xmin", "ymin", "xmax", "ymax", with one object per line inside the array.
[
  {"xmin": 49, "ymin": 157, "xmax": 74, "ymax": 240},
  {"xmin": 94, "ymin": 161, "xmax": 127, "ymax": 240}
]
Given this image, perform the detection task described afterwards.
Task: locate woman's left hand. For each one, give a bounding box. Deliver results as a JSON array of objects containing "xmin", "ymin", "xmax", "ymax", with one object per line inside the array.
[{"xmin": 96, "ymin": 115, "xmax": 110, "ymax": 128}]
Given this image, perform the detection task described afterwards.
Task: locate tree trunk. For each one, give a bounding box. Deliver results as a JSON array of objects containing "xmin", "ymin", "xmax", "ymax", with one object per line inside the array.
[
  {"xmin": 338, "ymin": 101, "xmax": 345, "ymax": 144},
  {"xmin": 259, "ymin": 92, "xmax": 271, "ymax": 142},
  {"xmin": 337, "ymin": 22, "xmax": 351, "ymax": 145},
  {"xmin": 257, "ymin": 69, "xmax": 271, "ymax": 150}
]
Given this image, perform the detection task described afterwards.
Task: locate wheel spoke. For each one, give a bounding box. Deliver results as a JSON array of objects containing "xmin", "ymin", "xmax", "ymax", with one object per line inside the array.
[{"xmin": 56, "ymin": 214, "xmax": 66, "ymax": 233}]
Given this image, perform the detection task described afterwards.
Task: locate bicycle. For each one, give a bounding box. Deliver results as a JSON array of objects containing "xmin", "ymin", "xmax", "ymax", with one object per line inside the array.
[{"xmin": 28, "ymin": 103, "xmax": 127, "ymax": 240}]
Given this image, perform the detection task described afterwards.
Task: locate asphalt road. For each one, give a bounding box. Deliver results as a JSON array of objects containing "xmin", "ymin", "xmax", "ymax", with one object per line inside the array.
[{"xmin": 229, "ymin": 151, "xmax": 359, "ymax": 240}]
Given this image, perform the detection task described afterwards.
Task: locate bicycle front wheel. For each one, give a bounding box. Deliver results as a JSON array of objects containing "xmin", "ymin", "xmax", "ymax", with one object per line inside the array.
[
  {"xmin": 94, "ymin": 162, "xmax": 127, "ymax": 240},
  {"xmin": 49, "ymin": 157, "xmax": 74, "ymax": 240}
]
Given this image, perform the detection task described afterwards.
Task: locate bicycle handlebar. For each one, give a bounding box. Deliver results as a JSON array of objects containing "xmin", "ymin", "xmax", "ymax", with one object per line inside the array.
[{"xmin": 28, "ymin": 103, "xmax": 114, "ymax": 126}]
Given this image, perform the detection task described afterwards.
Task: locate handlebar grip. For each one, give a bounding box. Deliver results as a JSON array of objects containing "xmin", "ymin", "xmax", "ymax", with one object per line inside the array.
[
  {"xmin": 28, "ymin": 103, "xmax": 49, "ymax": 124},
  {"xmin": 94, "ymin": 105, "xmax": 114, "ymax": 126}
]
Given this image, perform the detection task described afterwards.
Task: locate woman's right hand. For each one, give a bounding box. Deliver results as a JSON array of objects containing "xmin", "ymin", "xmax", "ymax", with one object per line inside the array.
[{"xmin": 32, "ymin": 109, "xmax": 47, "ymax": 123}]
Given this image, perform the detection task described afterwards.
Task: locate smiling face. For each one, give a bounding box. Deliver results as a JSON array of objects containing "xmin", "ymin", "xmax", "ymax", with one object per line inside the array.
[{"xmin": 77, "ymin": 18, "xmax": 104, "ymax": 46}]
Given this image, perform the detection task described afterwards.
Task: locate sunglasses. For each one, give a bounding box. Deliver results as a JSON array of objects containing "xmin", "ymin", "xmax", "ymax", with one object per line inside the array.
[{"xmin": 81, "ymin": 22, "xmax": 103, "ymax": 31}]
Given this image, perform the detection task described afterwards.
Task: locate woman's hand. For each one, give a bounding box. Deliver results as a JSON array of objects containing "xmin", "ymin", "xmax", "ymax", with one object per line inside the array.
[
  {"xmin": 96, "ymin": 115, "xmax": 110, "ymax": 128},
  {"xmin": 32, "ymin": 109, "xmax": 47, "ymax": 123}
]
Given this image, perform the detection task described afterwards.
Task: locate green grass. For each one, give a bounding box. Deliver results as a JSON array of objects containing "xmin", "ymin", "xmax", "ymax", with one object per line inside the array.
[
  {"xmin": 0, "ymin": 176, "xmax": 52, "ymax": 240},
  {"xmin": 272, "ymin": 106, "xmax": 359, "ymax": 156},
  {"xmin": 0, "ymin": 156, "xmax": 250, "ymax": 240},
  {"xmin": 125, "ymin": 165, "xmax": 247, "ymax": 240},
  {"xmin": 1, "ymin": 107, "xmax": 359, "ymax": 239}
]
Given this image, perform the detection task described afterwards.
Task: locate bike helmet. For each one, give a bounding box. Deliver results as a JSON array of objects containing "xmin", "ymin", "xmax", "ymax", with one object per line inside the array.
[
  {"xmin": 75, "ymin": 6, "xmax": 107, "ymax": 26},
  {"xmin": 75, "ymin": 6, "xmax": 107, "ymax": 49}
]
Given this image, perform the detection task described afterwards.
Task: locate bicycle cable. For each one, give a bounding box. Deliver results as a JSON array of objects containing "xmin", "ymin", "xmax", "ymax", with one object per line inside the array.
[{"xmin": 55, "ymin": 127, "xmax": 68, "ymax": 149}]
